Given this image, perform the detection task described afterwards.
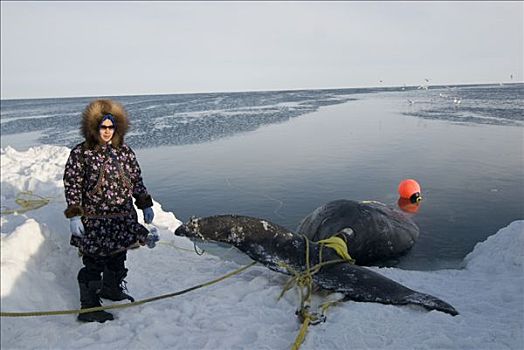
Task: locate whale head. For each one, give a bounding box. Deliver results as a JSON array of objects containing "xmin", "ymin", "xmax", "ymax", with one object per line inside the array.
[{"xmin": 174, "ymin": 216, "xmax": 207, "ymax": 241}]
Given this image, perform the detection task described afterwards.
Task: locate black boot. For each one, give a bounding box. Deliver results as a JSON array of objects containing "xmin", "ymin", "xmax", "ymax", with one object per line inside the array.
[
  {"xmin": 98, "ymin": 268, "xmax": 135, "ymax": 302},
  {"xmin": 77, "ymin": 280, "xmax": 114, "ymax": 323}
]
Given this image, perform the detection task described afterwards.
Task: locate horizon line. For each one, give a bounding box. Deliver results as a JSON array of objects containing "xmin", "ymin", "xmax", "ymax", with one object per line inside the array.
[{"xmin": 1, "ymin": 81, "xmax": 522, "ymax": 102}]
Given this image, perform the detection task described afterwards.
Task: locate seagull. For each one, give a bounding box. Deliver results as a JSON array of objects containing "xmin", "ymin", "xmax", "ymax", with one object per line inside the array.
[
  {"xmin": 407, "ymin": 99, "xmax": 415, "ymax": 105},
  {"xmin": 453, "ymin": 97, "xmax": 461, "ymax": 106}
]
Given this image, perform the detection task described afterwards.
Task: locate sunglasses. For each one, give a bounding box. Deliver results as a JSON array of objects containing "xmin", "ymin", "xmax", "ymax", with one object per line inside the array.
[{"xmin": 100, "ymin": 125, "xmax": 115, "ymax": 130}]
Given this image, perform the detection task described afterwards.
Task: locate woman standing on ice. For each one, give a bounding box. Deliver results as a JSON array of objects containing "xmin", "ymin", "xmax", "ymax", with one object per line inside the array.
[{"xmin": 63, "ymin": 99, "xmax": 157, "ymax": 323}]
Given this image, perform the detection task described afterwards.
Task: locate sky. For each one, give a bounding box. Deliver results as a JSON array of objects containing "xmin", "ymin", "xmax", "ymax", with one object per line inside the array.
[{"xmin": 1, "ymin": 1, "xmax": 523, "ymax": 100}]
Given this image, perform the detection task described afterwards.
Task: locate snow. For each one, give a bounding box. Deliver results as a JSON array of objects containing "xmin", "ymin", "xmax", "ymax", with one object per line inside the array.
[{"xmin": 1, "ymin": 145, "xmax": 523, "ymax": 350}]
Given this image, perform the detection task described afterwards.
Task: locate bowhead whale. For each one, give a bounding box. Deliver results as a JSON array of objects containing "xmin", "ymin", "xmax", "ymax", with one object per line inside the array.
[{"xmin": 175, "ymin": 215, "xmax": 458, "ymax": 316}]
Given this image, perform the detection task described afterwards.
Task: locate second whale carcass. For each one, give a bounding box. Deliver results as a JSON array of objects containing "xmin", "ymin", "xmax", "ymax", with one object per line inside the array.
[{"xmin": 297, "ymin": 199, "xmax": 420, "ymax": 265}]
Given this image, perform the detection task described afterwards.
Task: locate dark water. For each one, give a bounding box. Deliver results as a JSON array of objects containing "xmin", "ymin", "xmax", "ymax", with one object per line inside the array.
[{"xmin": 2, "ymin": 84, "xmax": 523, "ymax": 270}]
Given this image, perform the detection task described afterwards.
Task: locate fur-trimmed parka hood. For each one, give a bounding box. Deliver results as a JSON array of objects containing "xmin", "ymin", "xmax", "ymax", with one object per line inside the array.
[{"xmin": 81, "ymin": 99, "xmax": 129, "ymax": 149}]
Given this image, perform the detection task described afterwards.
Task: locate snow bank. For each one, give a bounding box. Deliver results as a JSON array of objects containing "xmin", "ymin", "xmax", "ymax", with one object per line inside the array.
[{"xmin": 1, "ymin": 146, "xmax": 522, "ymax": 350}]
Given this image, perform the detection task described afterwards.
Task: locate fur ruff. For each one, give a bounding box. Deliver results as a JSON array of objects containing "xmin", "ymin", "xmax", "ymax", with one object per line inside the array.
[
  {"xmin": 64, "ymin": 205, "xmax": 84, "ymax": 218},
  {"xmin": 81, "ymin": 99, "xmax": 130, "ymax": 149}
]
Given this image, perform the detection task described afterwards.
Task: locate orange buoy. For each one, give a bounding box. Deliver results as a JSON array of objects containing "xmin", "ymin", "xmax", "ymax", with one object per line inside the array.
[
  {"xmin": 397, "ymin": 197, "xmax": 420, "ymax": 213},
  {"xmin": 398, "ymin": 179, "xmax": 422, "ymax": 203}
]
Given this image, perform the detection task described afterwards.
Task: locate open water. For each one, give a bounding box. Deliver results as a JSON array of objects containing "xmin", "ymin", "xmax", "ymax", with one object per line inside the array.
[{"xmin": 1, "ymin": 83, "xmax": 523, "ymax": 269}]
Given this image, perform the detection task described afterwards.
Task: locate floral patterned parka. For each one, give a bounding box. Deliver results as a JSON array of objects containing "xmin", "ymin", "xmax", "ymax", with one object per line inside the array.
[{"xmin": 63, "ymin": 99, "xmax": 152, "ymax": 257}]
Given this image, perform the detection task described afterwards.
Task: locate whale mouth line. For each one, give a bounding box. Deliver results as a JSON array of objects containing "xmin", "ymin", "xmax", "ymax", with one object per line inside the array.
[{"xmin": 174, "ymin": 225, "xmax": 207, "ymax": 242}]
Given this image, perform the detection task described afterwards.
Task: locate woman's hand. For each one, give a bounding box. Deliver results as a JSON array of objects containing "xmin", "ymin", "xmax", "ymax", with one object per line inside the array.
[
  {"xmin": 142, "ymin": 207, "xmax": 154, "ymax": 224},
  {"xmin": 69, "ymin": 216, "xmax": 84, "ymax": 237}
]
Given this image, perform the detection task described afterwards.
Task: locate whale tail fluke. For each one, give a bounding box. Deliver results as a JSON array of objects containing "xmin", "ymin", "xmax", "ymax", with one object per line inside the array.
[{"xmin": 404, "ymin": 292, "xmax": 459, "ymax": 316}]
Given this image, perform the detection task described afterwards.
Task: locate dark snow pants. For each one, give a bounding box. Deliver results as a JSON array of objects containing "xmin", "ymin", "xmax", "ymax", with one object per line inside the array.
[{"xmin": 77, "ymin": 251, "xmax": 127, "ymax": 283}]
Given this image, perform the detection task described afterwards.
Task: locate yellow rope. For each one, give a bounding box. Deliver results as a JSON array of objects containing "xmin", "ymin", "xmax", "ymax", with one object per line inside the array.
[
  {"xmin": 291, "ymin": 313, "xmax": 311, "ymax": 350},
  {"xmin": 317, "ymin": 236, "xmax": 355, "ymax": 264},
  {"xmin": 158, "ymin": 240, "xmax": 199, "ymax": 253},
  {"xmin": 0, "ymin": 261, "xmax": 256, "ymax": 317},
  {"xmin": 280, "ymin": 235, "xmax": 354, "ymax": 350},
  {"xmin": 0, "ymin": 191, "xmax": 51, "ymax": 215}
]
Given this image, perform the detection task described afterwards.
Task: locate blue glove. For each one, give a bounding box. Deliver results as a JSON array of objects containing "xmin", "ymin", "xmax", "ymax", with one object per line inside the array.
[
  {"xmin": 145, "ymin": 228, "xmax": 160, "ymax": 249},
  {"xmin": 143, "ymin": 207, "xmax": 154, "ymax": 224},
  {"xmin": 69, "ymin": 216, "xmax": 84, "ymax": 237}
]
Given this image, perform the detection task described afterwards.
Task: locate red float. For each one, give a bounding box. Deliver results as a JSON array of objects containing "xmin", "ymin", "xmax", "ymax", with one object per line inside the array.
[{"xmin": 398, "ymin": 179, "xmax": 422, "ymax": 203}]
